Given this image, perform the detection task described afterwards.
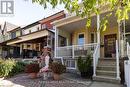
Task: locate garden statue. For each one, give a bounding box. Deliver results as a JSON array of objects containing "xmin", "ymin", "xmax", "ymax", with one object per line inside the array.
[{"xmin": 38, "ymin": 46, "xmax": 53, "ymax": 80}]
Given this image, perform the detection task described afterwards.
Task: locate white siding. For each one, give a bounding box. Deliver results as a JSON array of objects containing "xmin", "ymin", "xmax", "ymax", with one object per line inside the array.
[{"xmin": 24, "ymin": 24, "xmax": 41, "ymax": 35}]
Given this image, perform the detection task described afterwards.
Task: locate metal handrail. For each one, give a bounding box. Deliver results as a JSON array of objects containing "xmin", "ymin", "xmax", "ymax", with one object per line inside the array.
[
  {"xmin": 116, "ymin": 40, "xmax": 120, "ymax": 80},
  {"xmin": 93, "ymin": 43, "xmax": 100, "ymax": 76}
]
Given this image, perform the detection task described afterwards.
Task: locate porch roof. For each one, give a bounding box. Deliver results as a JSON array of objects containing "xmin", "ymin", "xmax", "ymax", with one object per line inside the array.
[
  {"xmin": 54, "ymin": 11, "xmax": 118, "ymax": 33},
  {"xmin": 52, "ymin": 4, "xmax": 111, "ymax": 27},
  {"xmin": 7, "ymin": 29, "xmax": 51, "ymax": 45}
]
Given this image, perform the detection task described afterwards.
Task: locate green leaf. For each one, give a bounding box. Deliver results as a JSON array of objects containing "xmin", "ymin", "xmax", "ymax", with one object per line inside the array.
[
  {"xmin": 33, "ymin": 0, "xmax": 130, "ymax": 32},
  {"xmin": 86, "ymin": 18, "xmax": 91, "ymax": 28}
]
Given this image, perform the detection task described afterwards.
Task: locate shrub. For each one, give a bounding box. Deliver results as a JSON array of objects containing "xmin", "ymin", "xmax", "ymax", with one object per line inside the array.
[
  {"xmin": 50, "ymin": 62, "xmax": 66, "ymax": 75},
  {"xmin": 0, "ymin": 59, "xmax": 16, "ymax": 77},
  {"xmin": 0, "ymin": 58, "xmax": 27, "ymax": 77},
  {"xmin": 77, "ymin": 55, "xmax": 92, "ymax": 78},
  {"xmin": 25, "ymin": 63, "xmax": 40, "ymax": 73},
  {"xmin": 9, "ymin": 61, "xmax": 26, "ymax": 76}
]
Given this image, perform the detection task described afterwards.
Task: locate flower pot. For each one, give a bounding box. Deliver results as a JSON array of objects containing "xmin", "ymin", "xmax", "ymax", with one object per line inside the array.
[
  {"xmin": 53, "ymin": 73, "xmax": 60, "ymax": 80},
  {"xmin": 29, "ymin": 73, "xmax": 37, "ymax": 79}
]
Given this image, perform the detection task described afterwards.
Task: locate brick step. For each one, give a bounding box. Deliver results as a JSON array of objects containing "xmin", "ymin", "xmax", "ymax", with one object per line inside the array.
[
  {"xmin": 96, "ymin": 70, "xmax": 116, "ymax": 77},
  {"xmin": 93, "ymin": 75, "xmax": 120, "ymax": 84},
  {"xmin": 97, "ymin": 66, "xmax": 116, "ymax": 71}
]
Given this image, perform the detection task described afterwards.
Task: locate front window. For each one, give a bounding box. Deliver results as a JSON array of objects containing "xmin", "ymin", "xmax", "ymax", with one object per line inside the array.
[
  {"xmin": 59, "ymin": 36, "xmax": 67, "ymax": 47},
  {"xmin": 78, "ymin": 33, "xmax": 84, "ymax": 45},
  {"xmin": 91, "ymin": 33, "xmax": 94, "ymax": 43},
  {"xmin": 11, "ymin": 32, "xmax": 16, "ymax": 39}
]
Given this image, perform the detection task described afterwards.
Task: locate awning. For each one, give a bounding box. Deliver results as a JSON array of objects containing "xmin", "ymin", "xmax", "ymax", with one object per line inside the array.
[{"xmin": 7, "ymin": 29, "xmax": 49, "ymax": 45}]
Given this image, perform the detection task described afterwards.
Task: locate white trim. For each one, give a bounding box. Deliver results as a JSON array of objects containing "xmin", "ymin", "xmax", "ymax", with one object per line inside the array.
[
  {"xmin": 116, "ymin": 40, "xmax": 120, "ymax": 80},
  {"xmin": 67, "ymin": 67, "xmax": 76, "ymax": 70},
  {"xmin": 97, "ymin": 8, "xmax": 100, "ymax": 59},
  {"xmin": 118, "ymin": 22, "xmax": 121, "ymax": 57},
  {"xmin": 54, "ymin": 26, "xmax": 57, "ymax": 58},
  {"xmin": 54, "ymin": 57, "xmax": 64, "ymax": 65},
  {"xmin": 56, "ymin": 43, "xmax": 98, "ymax": 58},
  {"xmin": 67, "ymin": 38, "xmax": 69, "ymax": 46},
  {"xmin": 66, "ymin": 60, "xmax": 77, "ymax": 69},
  {"xmin": 57, "ymin": 43, "xmax": 98, "ymax": 48},
  {"xmin": 125, "ymin": 32, "xmax": 130, "ymax": 35}
]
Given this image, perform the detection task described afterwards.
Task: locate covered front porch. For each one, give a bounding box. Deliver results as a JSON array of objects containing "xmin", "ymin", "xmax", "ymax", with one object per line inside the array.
[
  {"xmin": 53, "ymin": 11, "xmax": 123, "ymax": 82},
  {"xmin": 6, "ymin": 29, "xmax": 55, "ymax": 58},
  {"xmin": 54, "ymin": 12, "xmax": 120, "ymax": 60}
]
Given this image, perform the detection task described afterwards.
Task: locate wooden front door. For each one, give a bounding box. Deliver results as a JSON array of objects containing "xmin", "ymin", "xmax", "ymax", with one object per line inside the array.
[{"xmin": 104, "ymin": 34, "xmax": 117, "ymax": 57}]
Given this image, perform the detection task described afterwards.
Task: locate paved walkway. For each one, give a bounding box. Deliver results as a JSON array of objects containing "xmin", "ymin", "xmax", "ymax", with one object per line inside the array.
[{"xmin": 0, "ymin": 73, "xmax": 125, "ymax": 87}]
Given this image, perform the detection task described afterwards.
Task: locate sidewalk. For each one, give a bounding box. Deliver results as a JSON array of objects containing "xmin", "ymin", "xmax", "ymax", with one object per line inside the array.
[
  {"xmin": 62, "ymin": 73, "xmax": 125, "ymax": 87},
  {"xmin": 0, "ymin": 73, "xmax": 125, "ymax": 87}
]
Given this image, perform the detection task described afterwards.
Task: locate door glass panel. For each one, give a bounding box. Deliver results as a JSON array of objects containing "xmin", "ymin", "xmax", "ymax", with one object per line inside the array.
[
  {"xmin": 91, "ymin": 33, "xmax": 94, "ymax": 43},
  {"xmin": 104, "ymin": 34, "xmax": 116, "ymax": 57},
  {"xmin": 78, "ymin": 34, "xmax": 84, "ymax": 45},
  {"xmin": 126, "ymin": 34, "xmax": 130, "ymax": 44}
]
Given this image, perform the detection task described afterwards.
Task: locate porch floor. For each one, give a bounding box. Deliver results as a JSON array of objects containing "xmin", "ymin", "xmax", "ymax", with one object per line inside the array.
[{"xmin": 0, "ymin": 73, "xmax": 125, "ymax": 87}]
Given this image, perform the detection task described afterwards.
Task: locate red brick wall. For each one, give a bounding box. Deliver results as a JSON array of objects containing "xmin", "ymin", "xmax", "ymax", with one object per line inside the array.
[{"xmin": 40, "ymin": 12, "xmax": 66, "ymax": 30}]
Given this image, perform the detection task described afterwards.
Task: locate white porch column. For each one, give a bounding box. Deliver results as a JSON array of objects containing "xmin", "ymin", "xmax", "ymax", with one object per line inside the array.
[
  {"xmin": 118, "ymin": 22, "xmax": 121, "ymax": 57},
  {"xmin": 93, "ymin": 0, "xmax": 100, "ymax": 77},
  {"xmin": 54, "ymin": 26, "xmax": 58, "ymax": 58},
  {"xmin": 20, "ymin": 44, "xmax": 23, "ymax": 58},
  {"xmin": 97, "ymin": 13, "xmax": 100, "ymax": 57},
  {"xmin": 123, "ymin": 20, "xmax": 127, "ymax": 57}
]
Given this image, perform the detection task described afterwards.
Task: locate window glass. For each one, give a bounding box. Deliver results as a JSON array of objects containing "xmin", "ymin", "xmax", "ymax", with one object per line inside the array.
[
  {"xmin": 59, "ymin": 36, "xmax": 67, "ymax": 46},
  {"xmin": 91, "ymin": 33, "xmax": 94, "ymax": 43},
  {"xmin": 78, "ymin": 34, "xmax": 84, "ymax": 45},
  {"xmin": 11, "ymin": 32, "xmax": 16, "ymax": 39},
  {"xmin": 126, "ymin": 34, "xmax": 130, "ymax": 44}
]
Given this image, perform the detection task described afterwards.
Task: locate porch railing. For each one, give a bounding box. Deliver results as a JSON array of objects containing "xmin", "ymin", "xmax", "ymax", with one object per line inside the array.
[
  {"xmin": 124, "ymin": 60, "xmax": 130, "ymax": 87},
  {"xmin": 93, "ymin": 43, "xmax": 100, "ymax": 76},
  {"xmin": 127, "ymin": 42, "xmax": 130, "ymax": 60},
  {"xmin": 125, "ymin": 42, "xmax": 130, "ymax": 87},
  {"xmin": 56, "ymin": 43, "xmax": 98, "ymax": 58},
  {"xmin": 0, "ymin": 34, "xmax": 10, "ymax": 43}
]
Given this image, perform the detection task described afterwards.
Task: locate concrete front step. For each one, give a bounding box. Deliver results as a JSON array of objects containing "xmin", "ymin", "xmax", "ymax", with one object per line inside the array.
[
  {"xmin": 93, "ymin": 75, "xmax": 120, "ymax": 84},
  {"xmin": 98, "ymin": 60, "xmax": 116, "ymax": 66},
  {"xmin": 97, "ymin": 66, "xmax": 116, "ymax": 71},
  {"xmin": 99, "ymin": 58, "xmax": 116, "ymax": 60},
  {"xmin": 96, "ymin": 70, "xmax": 117, "ymax": 77},
  {"xmin": 94, "ymin": 58, "xmax": 120, "ymax": 84}
]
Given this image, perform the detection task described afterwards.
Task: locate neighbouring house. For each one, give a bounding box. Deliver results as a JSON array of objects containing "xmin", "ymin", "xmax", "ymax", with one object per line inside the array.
[
  {"xmin": 52, "ymin": 10, "xmax": 130, "ymax": 83},
  {"xmin": 0, "ymin": 22, "xmax": 21, "ymax": 58},
  {"xmin": 0, "ymin": 25, "xmax": 2, "ymax": 58},
  {"xmin": 6, "ymin": 11, "xmax": 66, "ymax": 58}
]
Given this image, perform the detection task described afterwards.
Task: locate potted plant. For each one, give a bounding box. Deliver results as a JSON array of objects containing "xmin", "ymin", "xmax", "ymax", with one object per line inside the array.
[
  {"xmin": 50, "ymin": 62, "xmax": 66, "ymax": 80},
  {"xmin": 25, "ymin": 63, "xmax": 40, "ymax": 79},
  {"xmin": 77, "ymin": 55, "xmax": 92, "ymax": 78}
]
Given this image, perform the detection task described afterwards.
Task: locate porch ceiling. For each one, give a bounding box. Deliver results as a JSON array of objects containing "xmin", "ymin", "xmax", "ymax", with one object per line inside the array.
[
  {"xmin": 58, "ymin": 11, "xmax": 118, "ymax": 33},
  {"xmin": 58, "ymin": 16, "xmax": 97, "ymax": 33},
  {"xmin": 126, "ymin": 13, "xmax": 130, "ymax": 26}
]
